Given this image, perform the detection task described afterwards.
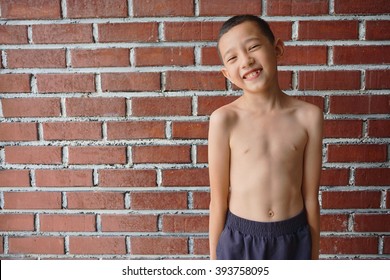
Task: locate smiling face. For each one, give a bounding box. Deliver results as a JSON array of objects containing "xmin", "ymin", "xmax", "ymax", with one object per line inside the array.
[{"xmin": 218, "ymin": 21, "xmax": 284, "ymax": 95}]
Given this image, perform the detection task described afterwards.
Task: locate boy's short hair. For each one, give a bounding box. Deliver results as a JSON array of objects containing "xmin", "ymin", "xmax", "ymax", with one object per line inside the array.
[{"xmin": 217, "ymin": 15, "xmax": 275, "ymax": 60}]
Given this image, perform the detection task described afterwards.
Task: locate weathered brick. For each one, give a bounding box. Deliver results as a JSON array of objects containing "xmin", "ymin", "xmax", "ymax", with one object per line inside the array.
[
  {"xmin": 67, "ymin": 192, "xmax": 124, "ymax": 210},
  {"xmin": 321, "ymin": 191, "xmax": 381, "ymax": 209},
  {"xmin": 320, "ymin": 214, "xmax": 348, "ymax": 232},
  {"xmin": 279, "ymin": 46, "xmax": 327, "ymax": 65},
  {"xmin": 99, "ymin": 23, "xmax": 158, "ymax": 43},
  {"xmin": 133, "ymin": 0, "xmax": 194, "ymax": 16},
  {"xmin": 71, "ymin": 48, "xmax": 130, "ymax": 67},
  {"xmin": 101, "ymin": 214, "xmax": 158, "ymax": 232},
  {"xmin": 162, "ymin": 215, "xmax": 209, "ymax": 232},
  {"xmin": 69, "ymin": 236, "xmax": 126, "ymax": 254},
  {"xmin": 2, "ymin": 98, "xmax": 61, "ymax": 117},
  {"xmin": 366, "ymin": 70, "xmax": 390, "ymax": 89},
  {"xmin": 165, "ymin": 22, "xmax": 223, "ymax": 41},
  {"xmin": 192, "ymin": 191, "xmax": 210, "ymax": 209},
  {"xmin": 0, "ymin": 74, "xmax": 31, "ymax": 93},
  {"xmin": 132, "ymin": 146, "xmax": 191, "ymax": 164},
  {"xmin": 135, "ymin": 47, "xmax": 194, "ymax": 66},
  {"xmin": 67, "ymin": 0, "xmax": 127, "ymax": 18},
  {"xmin": 4, "ymin": 192, "xmax": 62, "ymax": 209},
  {"xmin": 298, "ymin": 71, "xmax": 361, "ymax": 90},
  {"xmin": 354, "ymin": 214, "xmax": 390, "ymax": 232},
  {"xmin": 368, "ymin": 120, "xmax": 390, "ymax": 137},
  {"xmin": 132, "ymin": 97, "xmax": 192, "ymax": 116},
  {"xmin": 298, "ymin": 21, "xmax": 358, "ymax": 40},
  {"xmin": 355, "ymin": 168, "xmax": 390, "ymax": 186},
  {"xmin": 162, "ymin": 168, "xmax": 209, "ymax": 187},
  {"xmin": 320, "ymin": 168, "xmax": 350, "ymax": 186},
  {"xmin": 37, "ymin": 74, "xmax": 95, "ymax": 93},
  {"xmin": 43, "ymin": 122, "xmax": 102, "ymax": 141},
  {"xmin": 131, "ymin": 192, "xmax": 187, "ymax": 210},
  {"xmin": 196, "ymin": 145, "xmax": 208, "ymax": 164},
  {"xmin": 0, "ymin": 214, "xmax": 35, "ymax": 231},
  {"xmin": 101, "ymin": 73, "xmax": 160, "ymax": 92},
  {"xmin": 327, "ymin": 144, "xmax": 387, "ymax": 163},
  {"xmin": 166, "ymin": 71, "xmax": 226, "ymax": 91},
  {"xmin": 66, "ymin": 98, "xmax": 126, "ymax": 117},
  {"xmin": 199, "ymin": 0, "xmax": 261, "ymax": 16},
  {"xmin": 7, "ymin": 49, "xmax": 66, "ymax": 68},
  {"xmin": 320, "ymin": 236, "xmax": 378, "ymax": 254},
  {"xmin": 107, "ymin": 121, "xmax": 165, "ymax": 140},
  {"xmin": 334, "ymin": 0, "xmax": 390, "ymax": 15},
  {"xmin": 323, "ymin": 120, "xmax": 363, "ymax": 138},
  {"xmin": 0, "ymin": 0, "xmax": 61, "ymax": 19},
  {"xmin": 99, "ymin": 169, "xmax": 156, "ymax": 187},
  {"xmin": 40, "ymin": 214, "xmax": 96, "ymax": 232},
  {"xmin": 131, "ymin": 237, "xmax": 187, "ymax": 255},
  {"xmin": 329, "ymin": 95, "xmax": 390, "ymax": 114},
  {"xmin": 0, "ymin": 170, "xmax": 30, "ymax": 187},
  {"xmin": 0, "ymin": 123, "xmax": 38, "ymax": 141},
  {"xmin": 35, "ymin": 169, "xmax": 93, "ymax": 187},
  {"xmin": 193, "ymin": 238, "xmax": 209, "ymax": 255},
  {"xmin": 267, "ymin": 0, "xmax": 329, "ymax": 16},
  {"xmin": 32, "ymin": 24, "xmax": 93, "ymax": 44},
  {"xmin": 0, "ymin": 25, "xmax": 28, "ymax": 44},
  {"xmin": 9, "ymin": 237, "xmax": 64, "ymax": 254},
  {"xmin": 5, "ymin": 146, "xmax": 62, "ymax": 164},
  {"xmin": 366, "ymin": 21, "xmax": 390, "ymax": 40},
  {"xmin": 333, "ymin": 46, "xmax": 390, "ymax": 64},
  {"xmin": 68, "ymin": 146, "xmax": 126, "ymax": 165},
  {"xmin": 172, "ymin": 121, "xmax": 209, "ymax": 139}
]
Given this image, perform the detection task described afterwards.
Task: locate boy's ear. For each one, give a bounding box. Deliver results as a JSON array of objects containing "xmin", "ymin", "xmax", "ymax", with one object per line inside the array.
[
  {"xmin": 221, "ymin": 67, "xmax": 232, "ymax": 83},
  {"xmin": 274, "ymin": 38, "xmax": 284, "ymax": 58}
]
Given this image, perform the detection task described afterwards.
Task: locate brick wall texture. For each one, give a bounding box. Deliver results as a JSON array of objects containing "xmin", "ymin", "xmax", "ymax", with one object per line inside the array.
[{"xmin": 0, "ymin": 0, "xmax": 389, "ymax": 259}]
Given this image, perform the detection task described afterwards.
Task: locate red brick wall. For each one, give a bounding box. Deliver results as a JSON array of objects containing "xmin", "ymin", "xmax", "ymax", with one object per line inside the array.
[{"xmin": 0, "ymin": 0, "xmax": 389, "ymax": 259}]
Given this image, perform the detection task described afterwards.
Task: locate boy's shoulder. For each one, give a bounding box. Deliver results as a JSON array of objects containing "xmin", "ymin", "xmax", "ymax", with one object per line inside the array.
[
  {"xmin": 209, "ymin": 97, "xmax": 240, "ymax": 125},
  {"xmin": 288, "ymin": 96, "xmax": 323, "ymax": 129}
]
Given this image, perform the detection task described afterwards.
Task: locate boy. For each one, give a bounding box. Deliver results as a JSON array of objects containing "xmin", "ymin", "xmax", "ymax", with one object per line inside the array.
[{"xmin": 208, "ymin": 15, "xmax": 323, "ymax": 260}]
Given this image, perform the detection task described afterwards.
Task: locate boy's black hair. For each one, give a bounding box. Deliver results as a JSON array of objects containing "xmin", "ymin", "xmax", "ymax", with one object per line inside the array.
[{"xmin": 217, "ymin": 15, "xmax": 275, "ymax": 60}]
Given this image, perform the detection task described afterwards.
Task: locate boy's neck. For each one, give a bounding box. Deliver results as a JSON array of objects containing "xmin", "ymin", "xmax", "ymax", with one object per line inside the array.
[{"xmin": 241, "ymin": 86, "xmax": 286, "ymax": 113}]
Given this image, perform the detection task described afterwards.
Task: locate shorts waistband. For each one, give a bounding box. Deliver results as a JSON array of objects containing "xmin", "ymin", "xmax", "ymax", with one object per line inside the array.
[{"xmin": 225, "ymin": 210, "xmax": 308, "ymax": 237}]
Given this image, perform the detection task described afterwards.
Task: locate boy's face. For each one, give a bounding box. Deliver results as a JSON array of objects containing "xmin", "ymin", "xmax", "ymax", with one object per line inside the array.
[{"xmin": 218, "ymin": 21, "xmax": 284, "ymax": 94}]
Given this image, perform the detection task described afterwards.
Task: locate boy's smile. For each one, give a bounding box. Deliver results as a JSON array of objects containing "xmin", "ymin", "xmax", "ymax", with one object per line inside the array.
[{"xmin": 218, "ymin": 21, "xmax": 284, "ymax": 95}]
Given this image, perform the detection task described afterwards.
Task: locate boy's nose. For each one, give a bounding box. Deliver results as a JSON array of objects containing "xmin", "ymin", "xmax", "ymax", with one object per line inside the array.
[{"xmin": 241, "ymin": 55, "xmax": 254, "ymax": 68}]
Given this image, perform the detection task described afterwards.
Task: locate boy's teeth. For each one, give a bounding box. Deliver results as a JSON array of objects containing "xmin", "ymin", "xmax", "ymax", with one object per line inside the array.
[{"xmin": 246, "ymin": 70, "xmax": 259, "ymax": 78}]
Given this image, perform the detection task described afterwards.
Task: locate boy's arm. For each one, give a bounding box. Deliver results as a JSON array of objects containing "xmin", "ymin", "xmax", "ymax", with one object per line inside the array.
[
  {"xmin": 208, "ymin": 110, "xmax": 231, "ymax": 260},
  {"xmin": 301, "ymin": 106, "xmax": 323, "ymax": 260}
]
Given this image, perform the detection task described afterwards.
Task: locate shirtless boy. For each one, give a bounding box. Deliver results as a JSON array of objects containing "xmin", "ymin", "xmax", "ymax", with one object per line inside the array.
[{"xmin": 208, "ymin": 15, "xmax": 323, "ymax": 260}]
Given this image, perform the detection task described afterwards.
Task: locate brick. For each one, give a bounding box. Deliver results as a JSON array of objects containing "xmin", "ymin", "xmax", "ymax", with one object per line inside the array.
[
  {"xmin": 0, "ymin": 74, "xmax": 31, "ymax": 93},
  {"xmin": 354, "ymin": 214, "xmax": 390, "ymax": 232},
  {"xmin": 320, "ymin": 236, "xmax": 378, "ymax": 254},
  {"xmin": 132, "ymin": 145, "xmax": 191, "ymax": 164},
  {"xmin": 66, "ymin": 97, "xmax": 126, "ymax": 117},
  {"xmin": 199, "ymin": 0, "xmax": 261, "ymax": 16},
  {"xmin": 321, "ymin": 191, "xmax": 381, "ymax": 209},
  {"xmin": 384, "ymin": 237, "xmax": 390, "ymax": 254},
  {"xmin": 37, "ymin": 74, "xmax": 95, "ymax": 93},
  {"xmin": 298, "ymin": 71, "xmax": 361, "ymax": 90},
  {"xmin": 193, "ymin": 238, "xmax": 209, "ymax": 255},
  {"xmin": 131, "ymin": 192, "xmax": 187, "ymax": 210},
  {"xmin": 198, "ymin": 96, "xmax": 238, "ymax": 115},
  {"xmin": 0, "ymin": 123, "xmax": 38, "ymax": 141},
  {"xmin": 366, "ymin": 21, "xmax": 390, "ymax": 40},
  {"xmin": 69, "ymin": 236, "xmax": 126, "ymax": 254},
  {"xmin": 135, "ymin": 47, "xmax": 194, "ymax": 66},
  {"xmin": 329, "ymin": 95, "xmax": 390, "ymax": 114},
  {"xmin": 101, "ymin": 72, "xmax": 160, "ymax": 92},
  {"xmin": 0, "ymin": 237, "xmax": 3, "ymax": 254},
  {"xmin": 32, "ymin": 24, "xmax": 93, "ymax": 44},
  {"xmin": 101, "ymin": 214, "xmax": 158, "ymax": 232},
  {"xmin": 162, "ymin": 168, "xmax": 209, "ymax": 187},
  {"xmin": 71, "ymin": 48, "xmax": 129, "ymax": 67},
  {"xmin": 0, "ymin": 25, "xmax": 28, "ymax": 44},
  {"xmin": 298, "ymin": 21, "xmax": 358, "ymax": 40},
  {"xmin": 4, "ymin": 192, "xmax": 61, "ymax": 209},
  {"xmin": 269, "ymin": 22, "xmax": 293, "ymax": 42},
  {"xmin": 40, "ymin": 214, "xmax": 96, "ymax": 232},
  {"xmin": 366, "ymin": 70, "xmax": 390, "ymax": 89},
  {"xmin": 327, "ymin": 144, "xmax": 387, "ymax": 163},
  {"xmin": 43, "ymin": 122, "xmax": 102, "ymax": 140},
  {"xmin": 99, "ymin": 23, "xmax": 158, "ymax": 42},
  {"xmin": 320, "ymin": 168, "xmax": 350, "ymax": 186},
  {"xmin": 131, "ymin": 237, "xmax": 187, "ymax": 255},
  {"xmin": 279, "ymin": 71, "xmax": 293, "ymax": 90},
  {"xmin": 279, "ymin": 46, "xmax": 327, "ymax": 65},
  {"xmin": 67, "ymin": 0, "xmax": 127, "ymax": 18},
  {"xmin": 166, "ymin": 71, "xmax": 226, "ymax": 91},
  {"xmin": 333, "ymin": 46, "xmax": 390, "ymax": 64},
  {"xmin": 67, "ymin": 192, "xmax": 124, "ymax": 209},
  {"xmin": 99, "ymin": 169, "xmax": 156, "ymax": 187},
  {"xmin": 334, "ymin": 0, "xmax": 390, "ymax": 15},
  {"xmin": 134, "ymin": 0, "xmax": 193, "ymax": 16},
  {"xmin": 368, "ymin": 120, "xmax": 390, "ymax": 137},
  {"xmin": 320, "ymin": 214, "xmax": 348, "ymax": 232},
  {"xmin": 165, "ymin": 22, "xmax": 223, "ymax": 42},
  {"xmin": 201, "ymin": 47, "xmax": 220, "ymax": 66},
  {"xmin": 0, "ymin": 170, "xmax": 30, "ymax": 187},
  {"xmin": 35, "ymin": 170, "xmax": 93, "ymax": 187},
  {"xmin": 9, "ymin": 237, "xmax": 64, "ymax": 254},
  {"xmin": 2, "ymin": 98, "xmax": 61, "ymax": 117},
  {"xmin": 68, "ymin": 146, "xmax": 126, "ymax": 165},
  {"xmin": 107, "ymin": 121, "xmax": 165, "ymax": 140},
  {"xmin": 0, "ymin": 0, "xmax": 61, "ymax": 19},
  {"xmin": 196, "ymin": 145, "xmax": 208, "ymax": 164},
  {"xmin": 162, "ymin": 215, "xmax": 209, "ymax": 232},
  {"xmin": 172, "ymin": 121, "xmax": 209, "ymax": 139},
  {"xmin": 132, "ymin": 97, "xmax": 192, "ymax": 116},
  {"xmin": 5, "ymin": 146, "xmax": 62, "ymax": 164},
  {"xmin": 193, "ymin": 191, "xmax": 210, "ymax": 209},
  {"xmin": 267, "ymin": 0, "xmax": 328, "ymax": 16},
  {"xmin": 0, "ymin": 214, "xmax": 35, "ymax": 231},
  {"xmin": 355, "ymin": 168, "xmax": 390, "ymax": 186},
  {"xmin": 323, "ymin": 120, "xmax": 363, "ymax": 138},
  {"xmin": 7, "ymin": 49, "xmax": 66, "ymax": 68}
]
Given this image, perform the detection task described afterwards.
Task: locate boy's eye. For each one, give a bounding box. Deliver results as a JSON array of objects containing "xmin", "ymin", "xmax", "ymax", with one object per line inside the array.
[
  {"xmin": 227, "ymin": 56, "xmax": 237, "ymax": 62},
  {"xmin": 249, "ymin": 45, "xmax": 260, "ymax": 50}
]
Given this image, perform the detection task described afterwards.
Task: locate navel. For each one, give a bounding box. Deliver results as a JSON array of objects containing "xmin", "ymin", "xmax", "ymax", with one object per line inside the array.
[{"xmin": 268, "ymin": 210, "xmax": 274, "ymax": 218}]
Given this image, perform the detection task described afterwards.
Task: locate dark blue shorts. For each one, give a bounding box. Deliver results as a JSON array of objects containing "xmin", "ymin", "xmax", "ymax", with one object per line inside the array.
[{"xmin": 216, "ymin": 210, "xmax": 312, "ymax": 260}]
